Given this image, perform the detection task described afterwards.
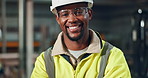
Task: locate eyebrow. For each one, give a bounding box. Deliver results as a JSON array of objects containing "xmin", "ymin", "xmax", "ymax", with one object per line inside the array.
[{"xmin": 56, "ymin": 2, "xmax": 88, "ymax": 11}]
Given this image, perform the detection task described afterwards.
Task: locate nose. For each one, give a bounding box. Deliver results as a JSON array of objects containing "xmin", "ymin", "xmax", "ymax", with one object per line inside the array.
[{"xmin": 67, "ymin": 13, "xmax": 78, "ymax": 23}]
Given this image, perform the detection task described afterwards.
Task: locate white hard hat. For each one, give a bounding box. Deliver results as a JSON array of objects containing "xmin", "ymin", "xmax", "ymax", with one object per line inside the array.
[{"xmin": 50, "ymin": 0, "xmax": 93, "ymax": 14}]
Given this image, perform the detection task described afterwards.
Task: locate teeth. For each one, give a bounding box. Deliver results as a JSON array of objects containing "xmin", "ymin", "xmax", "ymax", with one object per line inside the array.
[{"xmin": 69, "ymin": 26, "xmax": 78, "ymax": 29}]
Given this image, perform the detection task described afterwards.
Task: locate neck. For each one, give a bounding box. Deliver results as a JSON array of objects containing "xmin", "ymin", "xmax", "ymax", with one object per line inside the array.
[{"xmin": 63, "ymin": 31, "xmax": 91, "ymax": 51}]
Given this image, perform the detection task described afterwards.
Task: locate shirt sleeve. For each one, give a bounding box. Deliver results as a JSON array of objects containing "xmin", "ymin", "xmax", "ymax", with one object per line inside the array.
[
  {"xmin": 31, "ymin": 52, "xmax": 49, "ymax": 78},
  {"xmin": 104, "ymin": 47, "xmax": 131, "ymax": 78}
]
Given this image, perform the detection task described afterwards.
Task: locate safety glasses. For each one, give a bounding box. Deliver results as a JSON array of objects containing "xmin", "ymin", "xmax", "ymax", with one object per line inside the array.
[{"xmin": 57, "ymin": 7, "xmax": 88, "ymax": 18}]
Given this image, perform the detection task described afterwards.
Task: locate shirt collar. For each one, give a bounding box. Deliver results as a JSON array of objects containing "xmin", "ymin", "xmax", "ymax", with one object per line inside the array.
[{"xmin": 51, "ymin": 29, "xmax": 102, "ymax": 56}]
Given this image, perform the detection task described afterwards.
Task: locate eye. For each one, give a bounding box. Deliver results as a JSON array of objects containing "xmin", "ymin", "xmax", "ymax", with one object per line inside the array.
[
  {"xmin": 58, "ymin": 10, "xmax": 69, "ymax": 17},
  {"xmin": 75, "ymin": 10, "xmax": 83, "ymax": 15},
  {"xmin": 74, "ymin": 8, "xmax": 84, "ymax": 16}
]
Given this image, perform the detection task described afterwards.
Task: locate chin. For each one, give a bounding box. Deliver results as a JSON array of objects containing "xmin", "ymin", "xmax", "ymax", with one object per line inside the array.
[{"xmin": 67, "ymin": 33, "xmax": 83, "ymax": 41}]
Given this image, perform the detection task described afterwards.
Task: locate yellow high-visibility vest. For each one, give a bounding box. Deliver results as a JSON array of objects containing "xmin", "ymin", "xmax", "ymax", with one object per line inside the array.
[{"xmin": 31, "ymin": 41, "xmax": 131, "ymax": 78}]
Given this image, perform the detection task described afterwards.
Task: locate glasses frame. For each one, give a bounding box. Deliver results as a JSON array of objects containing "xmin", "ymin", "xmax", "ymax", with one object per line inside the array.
[{"xmin": 57, "ymin": 7, "xmax": 89, "ymax": 18}]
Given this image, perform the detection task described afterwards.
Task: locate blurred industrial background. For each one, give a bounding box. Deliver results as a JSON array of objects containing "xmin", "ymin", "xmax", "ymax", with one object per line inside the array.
[{"xmin": 0, "ymin": 0, "xmax": 148, "ymax": 78}]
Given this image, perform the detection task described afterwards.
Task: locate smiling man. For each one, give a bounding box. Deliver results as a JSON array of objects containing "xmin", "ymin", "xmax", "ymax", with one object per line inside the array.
[
  {"xmin": 31, "ymin": 0, "xmax": 131, "ymax": 78},
  {"xmin": 56, "ymin": 2, "xmax": 92, "ymax": 50}
]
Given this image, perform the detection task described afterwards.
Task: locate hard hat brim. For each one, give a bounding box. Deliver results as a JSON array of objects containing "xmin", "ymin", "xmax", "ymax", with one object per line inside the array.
[{"xmin": 50, "ymin": 1, "xmax": 93, "ymax": 14}]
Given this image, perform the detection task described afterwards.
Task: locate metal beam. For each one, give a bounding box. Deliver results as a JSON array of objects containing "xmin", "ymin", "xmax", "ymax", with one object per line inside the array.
[
  {"xmin": 1, "ymin": 0, "xmax": 7, "ymax": 53},
  {"xmin": 26, "ymin": 0, "xmax": 34, "ymax": 78},
  {"xmin": 18, "ymin": 0, "xmax": 26, "ymax": 78}
]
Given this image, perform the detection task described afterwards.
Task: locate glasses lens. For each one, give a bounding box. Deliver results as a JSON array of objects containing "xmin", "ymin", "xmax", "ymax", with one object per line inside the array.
[
  {"xmin": 74, "ymin": 8, "xmax": 85, "ymax": 16},
  {"xmin": 58, "ymin": 10, "xmax": 69, "ymax": 17},
  {"xmin": 58, "ymin": 7, "xmax": 87, "ymax": 18}
]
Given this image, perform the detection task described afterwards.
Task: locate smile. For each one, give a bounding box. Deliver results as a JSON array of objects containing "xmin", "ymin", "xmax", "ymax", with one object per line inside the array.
[
  {"xmin": 66, "ymin": 25, "xmax": 81, "ymax": 32},
  {"xmin": 69, "ymin": 26, "xmax": 80, "ymax": 29}
]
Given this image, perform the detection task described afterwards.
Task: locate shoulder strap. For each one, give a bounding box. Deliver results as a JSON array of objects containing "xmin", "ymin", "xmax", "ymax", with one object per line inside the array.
[
  {"xmin": 98, "ymin": 42, "xmax": 114, "ymax": 78},
  {"xmin": 44, "ymin": 47, "xmax": 55, "ymax": 78}
]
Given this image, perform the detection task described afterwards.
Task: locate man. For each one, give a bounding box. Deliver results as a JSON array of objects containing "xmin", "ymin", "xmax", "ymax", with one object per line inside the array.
[{"xmin": 31, "ymin": 0, "xmax": 131, "ymax": 78}]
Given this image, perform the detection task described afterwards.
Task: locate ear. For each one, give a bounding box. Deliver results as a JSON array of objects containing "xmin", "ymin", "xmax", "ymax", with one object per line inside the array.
[
  {"xmin": 55, "ymin": 15, "xmax": 60, "ymax": 24},
  {"xmin": 88, "ymin": 9, "xmax": 93, "ymax": 20}
]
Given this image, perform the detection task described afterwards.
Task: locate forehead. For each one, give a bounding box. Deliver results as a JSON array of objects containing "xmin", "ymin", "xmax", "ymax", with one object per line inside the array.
[{"xmin": 56, "ymin": 2, "xmax": 88, "ymax": 11}]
